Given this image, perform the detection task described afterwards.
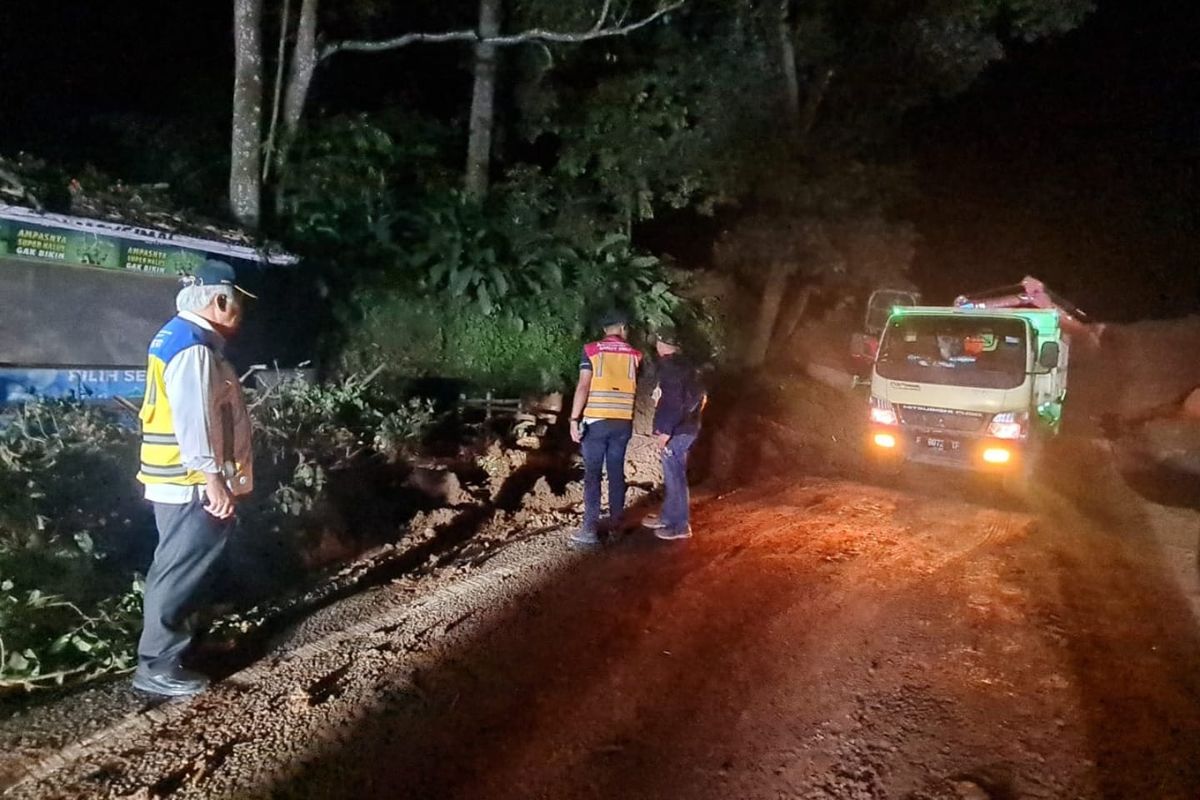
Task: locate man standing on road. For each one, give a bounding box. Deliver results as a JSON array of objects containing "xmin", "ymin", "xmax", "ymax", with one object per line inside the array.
[
  {"xmin": 133, "ymin": 259, "xmax": 255, "ymax": 697},
  {"xmin": 643, "ymin": 327, "xmax": 705, "ymax": 541},
  {"xmin": 568, "ymin": 310, "xmax": 642, "ymax": 548}
]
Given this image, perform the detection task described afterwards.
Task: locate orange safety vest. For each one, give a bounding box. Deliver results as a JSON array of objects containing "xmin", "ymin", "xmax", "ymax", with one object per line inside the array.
[{"xmin": 582, "ymin": 335, "xmax": 642, "ymax": 420}]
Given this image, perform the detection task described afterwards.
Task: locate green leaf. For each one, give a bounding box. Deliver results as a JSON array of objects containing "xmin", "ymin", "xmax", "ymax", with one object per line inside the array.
[
  {"xmin": 477, "ymin": 284, "xmax": 493, "ymax": 315},
  {"xmin": 489, "ymin": 267, "xmax": 510, "ymax": 296},
  {"xmin": 598, "ymin": 232, "xmax": 628, "ymax": 251},
  {"xmin": 446, "ymin": 239, "xmax": 463, "ymax": 270},
  {"xmin": 449, "ymin": 267, "xmax": 477, "ymax": 297},
  {"xmin": 428, "ymin": 259, "xmax": 450, "ymax": 286}
]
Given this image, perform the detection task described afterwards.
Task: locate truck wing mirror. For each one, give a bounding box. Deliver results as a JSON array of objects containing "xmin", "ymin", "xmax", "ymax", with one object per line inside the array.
[{"xmin": 1038, "ymin": 341, "xmax": 1060, "ymax": 370}]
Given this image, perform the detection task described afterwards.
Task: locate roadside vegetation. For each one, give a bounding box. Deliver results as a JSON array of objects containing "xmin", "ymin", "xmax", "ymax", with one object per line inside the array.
[{"xmin": 0, "ymin": 383, "xmax": 434, "ymax": 692}]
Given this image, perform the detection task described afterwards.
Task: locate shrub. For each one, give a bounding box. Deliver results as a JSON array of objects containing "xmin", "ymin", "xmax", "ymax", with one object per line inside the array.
[
  {"xmin": 247, "ymin": 373, "xmax": 437, "ymax": 519},
  {"xmin": 0, "ymin": 401, "xmax": 147, "ymax": 691},
  {"xmin": 0, "ymin": 380, "xmax": 436, "ymax": 694},
  {"xmin": 0, "ymin": 401, "xmax": 145, "ymax": 569},
  {"xmin": 340, "ymin": 294, "xmax": 582, "ymax": 393}
]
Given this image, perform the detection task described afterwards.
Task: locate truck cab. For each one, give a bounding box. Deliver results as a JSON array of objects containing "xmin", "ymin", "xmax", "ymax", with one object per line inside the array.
[{"xmin": 866, "ymin": 306, "xmax": 1066, "ymax": 476}]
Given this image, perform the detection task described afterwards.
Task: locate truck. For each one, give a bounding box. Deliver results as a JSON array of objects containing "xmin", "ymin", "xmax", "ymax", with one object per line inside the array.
[{"xmin": 865, "ymin": 277, "xmax": 1078, "ymax": 481}]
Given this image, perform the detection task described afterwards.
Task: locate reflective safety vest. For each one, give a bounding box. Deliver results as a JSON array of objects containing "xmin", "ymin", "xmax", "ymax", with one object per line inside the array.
[
  {"xmin": 582, "ymin": 335, "xmax": 642, "ymax": 420},
  {"xmin": 136, "ymin": 316, "xmax": 243, "ymax": 488}
]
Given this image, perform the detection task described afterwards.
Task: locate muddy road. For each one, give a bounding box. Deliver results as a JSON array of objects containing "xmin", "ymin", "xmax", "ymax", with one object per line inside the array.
[{"xmin": 7, "ymin": 440, "xmax": 1200, "ymax": 800}]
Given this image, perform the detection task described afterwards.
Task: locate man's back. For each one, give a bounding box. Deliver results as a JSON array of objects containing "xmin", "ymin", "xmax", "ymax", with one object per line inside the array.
[{"xmin": 581, "ymin": 335, "xmax": 642, "ymax": 421}]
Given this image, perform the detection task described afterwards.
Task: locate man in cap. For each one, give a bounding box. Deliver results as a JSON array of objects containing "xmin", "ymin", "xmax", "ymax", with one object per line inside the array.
[
  {"xmin": 132, "ymin": 259, "xmax": 256, "ymax": 697},
  {"xmin": 642, "ymin": 326, "xmax": 706, "ymax": 540},
  {"xmin": 567, "ymin": 310, "xmax": 642, "ymax": 548}
]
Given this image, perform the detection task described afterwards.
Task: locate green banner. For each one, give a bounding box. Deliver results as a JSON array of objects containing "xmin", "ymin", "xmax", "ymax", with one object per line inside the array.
[{"xmin": 0, "ymin": 218, "xmax": 207, "ymax": 276}]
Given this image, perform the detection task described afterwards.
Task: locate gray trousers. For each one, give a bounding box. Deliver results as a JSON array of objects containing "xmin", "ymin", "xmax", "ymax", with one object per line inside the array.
[{"xmin": 138, "ymin": 496, "xmax": 232, "ymax": 672}]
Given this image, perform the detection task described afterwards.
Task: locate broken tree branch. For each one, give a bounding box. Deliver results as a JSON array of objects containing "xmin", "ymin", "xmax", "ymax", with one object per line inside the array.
[
  {"xmin": 0, "ymin": 167, "xmax": 43, "ymax": 211},
  {"xmin": 319, "ymin": 0, "xmax": 683, "ymax": 61}
]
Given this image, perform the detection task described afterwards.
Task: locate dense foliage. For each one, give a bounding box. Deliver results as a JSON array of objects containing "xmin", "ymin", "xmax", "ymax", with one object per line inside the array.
[
  {"xmin": 0, "ymin": 383, "xmax": 434, "ymax": 693},
  {"xmin": 262, "ymin": 0, "xmax": 1091, "ymax": 381}
]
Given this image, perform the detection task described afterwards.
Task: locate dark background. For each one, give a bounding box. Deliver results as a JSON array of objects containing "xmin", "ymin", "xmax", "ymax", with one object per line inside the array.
[
  {"xmin": 906, "ymin": 0, "xmax": 1200, "ymax": 320},
  {"xmin": 1, "ymin": 0, "xmax": 1197, "ymax": 322}
]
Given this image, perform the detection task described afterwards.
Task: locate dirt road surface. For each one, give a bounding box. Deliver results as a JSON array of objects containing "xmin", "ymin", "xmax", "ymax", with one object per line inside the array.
[{"xmin": 6, "ymin": 439, "xmax": 1200, "ymax": 799}]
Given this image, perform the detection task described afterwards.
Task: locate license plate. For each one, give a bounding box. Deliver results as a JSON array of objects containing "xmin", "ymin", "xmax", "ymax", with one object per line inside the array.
[{"xmin": 923, "ymin": 437, "xmax": 960, "ymax": 452}]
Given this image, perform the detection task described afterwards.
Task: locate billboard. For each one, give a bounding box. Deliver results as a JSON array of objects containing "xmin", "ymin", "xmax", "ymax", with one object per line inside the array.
[
  {"xmin": 0, "ymin": 204, "xmax": 305, "ymax": 406},
  {"xmin": 0, "ymin": 367, "xmax": 147, "ymax": 405},
  {"xmin": 0, "ymin": 204, "xmax": 296, "ymax": 275}
]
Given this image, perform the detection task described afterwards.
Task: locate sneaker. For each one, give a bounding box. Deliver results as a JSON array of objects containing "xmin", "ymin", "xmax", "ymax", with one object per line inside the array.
[
  {"xmin": 132, "ymin": 664, "xmax": 210, "ymax": 698},
  {"xmin": 641, "ymin": 514, "xmax": 667, "ymax": 530},
  {"xmin": 568, "ymin": 528, "xmax": 602, "ymax": 549},
  {"xmin": 655, "ymin": 525, "xmax": 693, "ymax": 541}
]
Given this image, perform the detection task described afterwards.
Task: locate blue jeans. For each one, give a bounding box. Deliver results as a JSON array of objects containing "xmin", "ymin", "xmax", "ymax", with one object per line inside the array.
[
  {"xmin": 661, "ymin": 432, "xmax": 698, "ymax": 532},
  {"xmin": 580, "ymin": 419, "xmax": 633, "ymax": 533}
]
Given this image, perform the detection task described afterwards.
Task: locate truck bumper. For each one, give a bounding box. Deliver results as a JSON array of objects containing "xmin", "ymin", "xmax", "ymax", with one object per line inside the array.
[{"xmin": 867, "ymin": 425, "xmax": 1030, "ymax": 474}]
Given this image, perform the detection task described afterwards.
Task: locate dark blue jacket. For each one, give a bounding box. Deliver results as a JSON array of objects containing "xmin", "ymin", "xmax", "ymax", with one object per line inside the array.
[{"xmin": 652, "ymin": 355, "xmax": 705, "ymax": 437}]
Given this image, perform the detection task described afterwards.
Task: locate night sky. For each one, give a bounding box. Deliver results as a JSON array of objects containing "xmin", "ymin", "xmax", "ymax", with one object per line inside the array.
[
  {"xmin": 1, "ymin": 0, "xmax": 1196, "ymax": 323},
  {"xmin": 0, "ymin": 3, "xmax": 229, "ymax": 156},
  {"xmin": 908, "ymin": 0, "xmax": 1200, "ymax": 321}
]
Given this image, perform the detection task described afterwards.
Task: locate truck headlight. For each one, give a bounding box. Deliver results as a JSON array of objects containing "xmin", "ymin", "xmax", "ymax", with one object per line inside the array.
[
  {"xmin": 982, "ymin": 447, "xmax": 1012, "ymax": 464},
  {"xmin": 987, "ymin": 411, "xmax": 1027, "ymax": 440},
  {"xmin": 873, "ymin": 432, "xmax": 898, "ymax": 449},
  {"xmin": 869, "ymin": 396, "xmax": 898, "ymax": 426}
]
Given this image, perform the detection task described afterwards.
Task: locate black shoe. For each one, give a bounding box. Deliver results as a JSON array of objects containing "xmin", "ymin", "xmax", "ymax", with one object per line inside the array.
[{"xmin": 132, "ymin": 665, "xmax": 210, "ymax": 697}]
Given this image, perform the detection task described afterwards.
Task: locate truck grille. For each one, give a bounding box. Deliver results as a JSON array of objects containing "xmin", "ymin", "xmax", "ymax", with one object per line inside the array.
[{"xmin": 896, "ymin": 405, "xmax": 987, "ymax": 433}]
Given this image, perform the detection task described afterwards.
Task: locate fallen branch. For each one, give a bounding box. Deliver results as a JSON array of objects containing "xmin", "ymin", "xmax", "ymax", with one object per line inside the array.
[
  {"xmin": 0, "ymin": 166, "xmax": 43, "ymax": 211},
  {"xmin": 320, "ymin": 0, "xmax": 683, "ymax": 60}
]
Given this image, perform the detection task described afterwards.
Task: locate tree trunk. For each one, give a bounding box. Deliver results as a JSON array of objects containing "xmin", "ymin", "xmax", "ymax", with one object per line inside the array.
[
  {"xmin": 262, "ymin": 0, "xmax": 292, "ymax": 184},
  {"xmin": 778, "ymin": 0, "xmax": 800, "ymax": 127},
  {"xmin": 231, "ymin": 0, "xmax": 264, "ymax": 230},
  {"xmin": 279, "ymin": 0, "xmax": 319, "ymax": 165},
  {"xmin": 773, "ymin": 283, "xmax": 814, "ymax": 353},
  {"xmin": 747, "ymin": 262, "xmax": 794, "ymax": 368},
  {"xmin": 465, "ymin": 0, "xmax": 503, "ymax": 200},
  {"xmin": 798, "ymin": 67, "xmax": 833, "ymax": 146}
]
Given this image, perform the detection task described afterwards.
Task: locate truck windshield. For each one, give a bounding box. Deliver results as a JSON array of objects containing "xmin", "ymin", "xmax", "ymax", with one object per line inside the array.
[{"xmin": 876, "ymin": 316, "xmax": 1028, "ymax": 390}]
